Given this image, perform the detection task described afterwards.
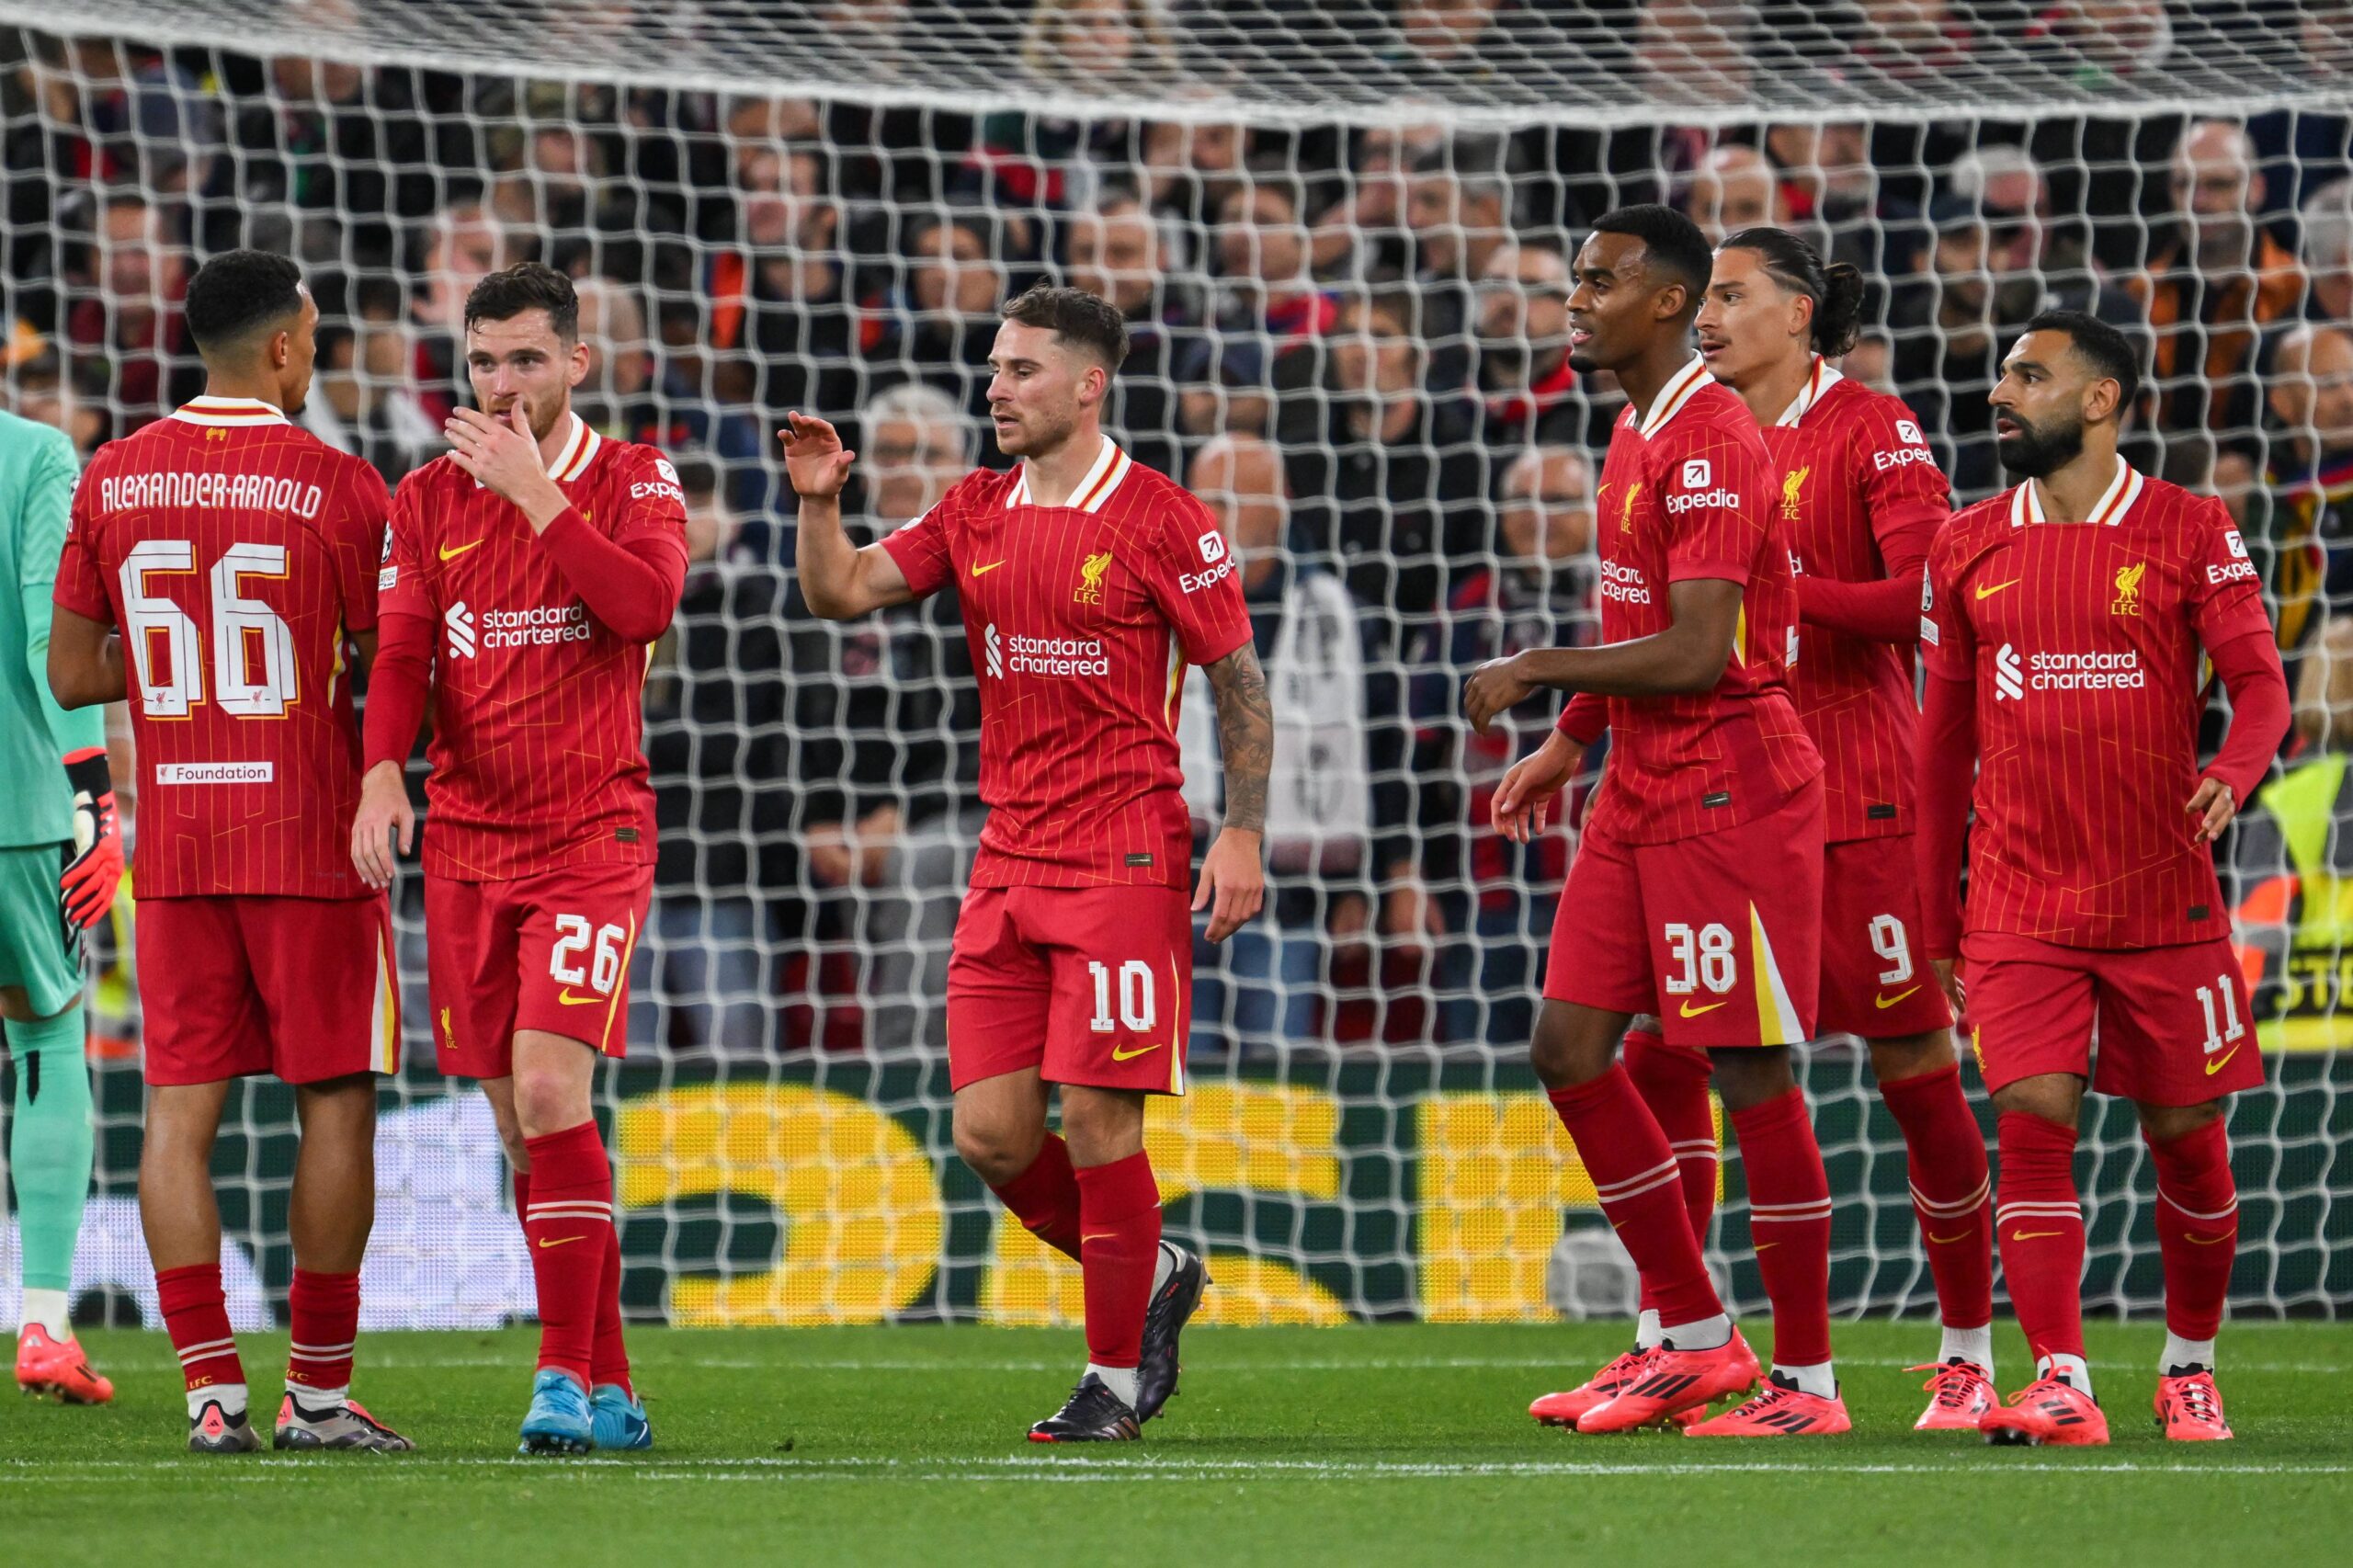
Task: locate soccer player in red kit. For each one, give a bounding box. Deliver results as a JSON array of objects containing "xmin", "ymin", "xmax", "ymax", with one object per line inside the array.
[
  {"xmin": 1472, "ymin": 206, "xmax": 1842, "ymax": 1437},
  {"xmin": 1673, "ymin": 228, "xmax": 1997, "ymax": 1429},
  {"xmin": 350, "ymin": 263, "xmax": 687, "ymax": 1455},
  {"xmin": 783, "ymin": 285, "xmax": 1271, "ymax": 1441},
  {"xmin": 47, "ymin": 251, "xmax": 411, "ymax": 1452},
  {"xmin": 1918, "ymin": 311, "xmax": 2290, "ymax": 1445}
]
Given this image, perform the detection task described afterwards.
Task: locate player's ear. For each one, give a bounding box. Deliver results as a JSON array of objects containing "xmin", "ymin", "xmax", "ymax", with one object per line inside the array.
[
  {"xmin": 2083, "ymin": 373, "xmax": 2120, "ymax": 427},
  {"xmin": 565, "ymin": 336, "xmax": 591, "ymax": 389}
]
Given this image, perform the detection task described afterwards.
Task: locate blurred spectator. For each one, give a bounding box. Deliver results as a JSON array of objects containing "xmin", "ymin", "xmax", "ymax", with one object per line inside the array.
[
  {"xmin": 1064, "ymin": 190, "xmax": 1195, "ymax": 477},
  {"xmin": 62, "ymin": 190, "xmax": 199, "ymax": 434},
  {"xmin": 704, "ymin": 140, "xmax": 860, "ymax": 429},
  {"xmin": 1404, "ymin": 132, "xmax": 1516, "ymax": 391},
  {"xmin": 1311, "ymin": 119, "xmax": 1445, "ymax": 278},
  {"xmin": 1887, "ymin": 195, "xmax": 2038, "ymax": 499},
  {"xmin": 787, "ymin": 381, "xmax": 981, "ymax": 1051},
  {"xmin": 2026, "ymin": 0, "xmax": 2176, "ymax": 89},
  {"xmin": 877, "ymin": 206, "xmax": 1015, "ymax": 455},
  {"xmin": 1178, "ymin": 433, "xmax": 1370, "ymax": 1049},
  {"xmin": 641, "ymin": 455, "xmax": 789, "ymax": 1055},
  {"xmin": 1020, "ymin": 0, "xmax": 1179, "ymax": 88},
  {"xmin": 1847, "ymin": 0, "xmax": 1977, "ymax": 79},
  {"xmin": 407, "ymin": 199, "xmax": 516, "ymax": 425},
  {"xmin": 1472, "ymin": 236, "xmax": 1584, "ymax": 449},
  {"xmin": 2243, "ymin": 324, "xmax": 2353, "ymax": 675},
  {"xmin": 1683, "ymin": 143, "xmax": 1791, "ymax": 245},
  {"xmin": 1415, "ymin": 445, "xmax": 1598, "ymax": 1042},
  {"xmin": 980, "ymin": 0, "xmax": 1176, "ymax": 210},
  {"xmin": 6, "ymin": 347, "xmax": 107, "ymax": 458},
  {"xmin": 1763, "ymin": 120, "xmax": 1888, "ymax": 273},
  {"xmin": 2299, "ymin": 178, "xmax": 2353, "ymax": 324},
  {"xmin": 1138, "ymin": 99, "xmax": 1251, "ymax": 234},
  {"xmin": 1635, "ymin": 0, "xmax": 1757, "ymax": 108},
  {"xmin": 2123, "ymin": 119, "xmax": 2303, "ymax": 472},
  {"xmin": 1841, "ymin": 328, "xmax": 1897, "ymax": 394},
  {"xmin": 220, "ymin": 55, "xmax": 439, "ymax": 268},
  {"xmin": 1297, "ymin": 289, "xmax": 1487, "ymax": 650},
  {"xmin": 573, "ymin": 276, "xmax": 674, "ymax": 449},
  {"xmin": 309, "ymin": 276, "xmax": 437, "ymax": 477}
]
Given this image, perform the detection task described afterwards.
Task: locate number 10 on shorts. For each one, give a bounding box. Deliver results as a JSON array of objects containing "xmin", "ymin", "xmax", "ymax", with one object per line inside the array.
[{"xmin": 1087, "ymin": 959, "xmax": 1156, "ymax": 1034}]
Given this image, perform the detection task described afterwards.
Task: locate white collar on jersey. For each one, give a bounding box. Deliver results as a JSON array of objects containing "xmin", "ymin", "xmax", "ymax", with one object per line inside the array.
[
  {"xmin": 2009, "ymin": 457, "xmax": 2143, "ymax": 528},
  {"xmin": 471, "ymin": 411, "xmax": 602, "ymax": 489},
  {"xmin": 1773, "ymin": 356, "xmax": 1846, "ymax": 428},
  {"xmin": 169, "ymin": 395, "xmax": 290, "ymax": 427},
  {"xmin": 1636, "ymin": 353, "xmax": 1714, "ymax": 438},
  {"xmin": 1006, "ymin": 435, "xmax": 1131, "ymax": 514}
]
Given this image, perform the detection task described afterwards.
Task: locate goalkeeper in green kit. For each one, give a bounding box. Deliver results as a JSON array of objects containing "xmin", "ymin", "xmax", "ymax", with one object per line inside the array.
[{"xmin": 0, "ymin": 406, "xmax": 119, "ymax": 1403}]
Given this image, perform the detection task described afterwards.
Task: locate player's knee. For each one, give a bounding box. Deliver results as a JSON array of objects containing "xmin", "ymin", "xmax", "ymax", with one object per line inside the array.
[
  {"xmin": 1990, "ymin": 1074, "xmax": 2081, "ymax": 1130},
  {"xmin": 1527, "ymin": 1004, "xmax": 1613, "ymax": 1088},
  {"xmin": 952, "ymin": 1114, "xmax": 1040, "ymax": 1187},
  {"xmin": 1058, "ymin": 1091, "xmax": 1144, "ymax": 1167},
  {"xmin": 1709, "ymin": 1046, "xmax": 1796, "ymax": 1111},
  {"xmin": 2136, "ymin": 1098, "xmax": 2225, "ymax": 1144},
  {"xmin": 1868, "ymin": 1029, "xmax": 1956, "ymax": 1085},
  {"xmin": 511, "ymin": 1068, "xmax": 590, "ymax": 1140}
]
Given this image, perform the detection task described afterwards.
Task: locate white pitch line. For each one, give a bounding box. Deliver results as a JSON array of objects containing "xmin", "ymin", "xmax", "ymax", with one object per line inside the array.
[{"xmin": 5, "ymin": 1456, "xmax": 2347, "ymax": 1483}]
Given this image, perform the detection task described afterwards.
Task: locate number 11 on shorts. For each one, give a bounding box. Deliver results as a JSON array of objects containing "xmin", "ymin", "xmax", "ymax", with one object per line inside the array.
[{"xmin": 1086, "ymin": 959, "xmax": 1156, "ymax": 1034}]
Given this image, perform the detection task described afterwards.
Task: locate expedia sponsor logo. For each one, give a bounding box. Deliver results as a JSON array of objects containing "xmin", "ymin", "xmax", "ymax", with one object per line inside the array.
[
  {"xmin": 1995, "ymin": 642, "xmax": 2144, "ymax": 699},
  {"xmin": 631, "ymin": 481, "xmax": 684, "ymax": 503},
  {"xmin": 983, "ymin": 622, "xmax": 1108, "ymax": 677},
  {"xmin": 1598, "ymin": 559, "xmax": 1653, "ymax": 605},
  {"xmin": 99, "ymin": 471, "xmax": 324, "ymax": 517},
  {"xmin": 1873, "ymin": 446, "xmax": 1938, "ymax": 472},
  {"xmin": 1180, "ymin": 557, "xmax": 1234, "ymax": 594},
  {"xmin": 2208, "ymin": 559, "xmax": 2258, "ymax": 585},
  {"xmin": 1665, "ymin": 486, "xmax": 1744, "ymax": 515}
]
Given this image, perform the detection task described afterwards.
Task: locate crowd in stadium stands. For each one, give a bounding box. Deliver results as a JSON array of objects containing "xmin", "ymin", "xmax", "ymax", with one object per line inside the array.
[{"xmin": 3, "ymin": 16, "xmax": 2352, "ymax": 1059}]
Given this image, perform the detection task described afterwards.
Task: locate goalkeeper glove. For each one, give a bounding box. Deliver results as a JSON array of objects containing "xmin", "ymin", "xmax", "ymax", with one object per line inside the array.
[{"xmin": 60, "ymin": 745, "xmax": 121, "ymax": 929}]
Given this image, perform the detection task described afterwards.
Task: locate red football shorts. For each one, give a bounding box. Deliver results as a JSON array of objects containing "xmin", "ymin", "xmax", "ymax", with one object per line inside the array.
[
  {"xmin": 140, "ymin": 894, "xmax": 399, "ymax": 1086},
  {"xmin": 425, "ymin": 863, "xmax": 653, "ymax": 1079},
  {"xmin": 946, "ymin": 883, "xmax": 1191, "ymax": 1096},
  {"xmin": 1961, "ymin": 930, "xmax": 2264, "ymax": 1106},
  {"xmin": 1814, "ymin": 835, "xmax": 1954, "ymax": 1040},
  {"xmin": 1544, "ymin": 779, "xmax": 1824, "ymax": 1049}
]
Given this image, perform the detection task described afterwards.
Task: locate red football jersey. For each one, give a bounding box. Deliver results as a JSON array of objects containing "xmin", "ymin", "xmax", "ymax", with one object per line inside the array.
[
  {"xmin": 51, "ymin": 395, "xmax": 387, "ymax": 899},
  {"xmin": 1771, "ymin": 361, "xmax": 1951, "ymax": 843},
  {"xmin": 1580, "ymin": 355, "xmax": 1820, "ymax": 846},
  {"xmin": 1922, "ymin": 462, "xmax": 2273, "ymax": 949},
  {"xmin": 379, "ymin": 415, "xmax": 686, "ymax": 881},
  {"xmin": 882, "ymin": 438, "xmax": 1253, "ymax": 891}
]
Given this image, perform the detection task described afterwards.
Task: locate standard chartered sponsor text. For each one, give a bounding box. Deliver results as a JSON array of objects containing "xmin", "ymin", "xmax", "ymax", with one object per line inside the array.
[
  {"xmin": 100, "ymin": 472, "xmax": 324, "ymax": 518},
  {"xmin": 483, "ymin": 604, "xmax": 592, "ymax": 648},
  {"xmin": 2028, "ymin": 650, "xmax": 2146, "ymax": 691},
  {"xmin": 1006, "ymin": 632, "xmax": 1109, "ymax": 676}
]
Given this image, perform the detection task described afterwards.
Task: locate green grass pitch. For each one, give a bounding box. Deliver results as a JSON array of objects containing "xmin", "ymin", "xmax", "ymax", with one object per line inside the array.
[{"xmin": 5, "ymin": 1320, "xmax": 2348, "ymax": 1566}]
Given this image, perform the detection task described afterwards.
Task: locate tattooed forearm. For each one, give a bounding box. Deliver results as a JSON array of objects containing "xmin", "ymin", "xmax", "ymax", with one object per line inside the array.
[{"xmin": 1205, "ymin": 642, "xmax": 1273, "ymax": 834}]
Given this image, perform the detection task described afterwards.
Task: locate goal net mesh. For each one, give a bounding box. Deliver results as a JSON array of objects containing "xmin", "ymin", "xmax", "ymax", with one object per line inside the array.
[{"xmin": 0, "ymin": 3, "xmax": 2347, "ymax": 1334}]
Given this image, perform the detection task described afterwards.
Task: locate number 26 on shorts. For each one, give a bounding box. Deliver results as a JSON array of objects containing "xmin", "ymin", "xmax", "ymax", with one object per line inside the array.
[{"xmin": 551, "ymin": 914, "xmax": 627, "ymax": 997}]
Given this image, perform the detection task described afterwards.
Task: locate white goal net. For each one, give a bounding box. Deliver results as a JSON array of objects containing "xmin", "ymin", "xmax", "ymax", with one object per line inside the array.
[{"xmin": 0, "ymin": 3, "xmax": 2347, "ymax": 1334}]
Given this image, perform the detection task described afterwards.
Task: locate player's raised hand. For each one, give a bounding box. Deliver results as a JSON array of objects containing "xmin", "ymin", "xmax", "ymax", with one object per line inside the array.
[
  {"xmin": 1463, "ymin": 653, "xmax": 1539, "ymax": 734},
  {"xmin": 446, "ymin": 403, "xmax": 565, "ymax": 522},
  {"xmin": 351, "ymin": 760, "xmax": 415, "ymax": 891},
  {"xmin": 779, "ymin": 412, "xmax": 855, "ymax": 499},
  {"xmin": 1193, "ymin": 826, "xmax": 1265, "ymax": 944},
  {"xmin": 2186, "ymin": 776, "xmax": 2238, "ymax": 845},
  {"xmin": 1491, "ymin": 730, "xmax": 1582, "ymax": 844}
]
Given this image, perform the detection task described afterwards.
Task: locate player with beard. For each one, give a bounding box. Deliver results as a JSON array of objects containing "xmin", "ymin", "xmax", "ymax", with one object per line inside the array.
[
  {"xmin": 1471, "ymin": 205, "xmax": 1842, "ymax": 1436},
  {"xmin": 1917, "ymin": 311, "xmax": 2290, "ymax": 1444},
  {"xmin": 353, "ymin": 262, "xmax": 687, "ymax": 1455},
  {"xmin": 784, "ymin": 286, "xmax": 1267, "ymax": 1441}
]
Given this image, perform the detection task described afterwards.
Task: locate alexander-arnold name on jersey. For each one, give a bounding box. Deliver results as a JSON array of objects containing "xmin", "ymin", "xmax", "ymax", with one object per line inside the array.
[{"xmin": 97, "ymin": 470, "xmax": 326, "ymax": 518}]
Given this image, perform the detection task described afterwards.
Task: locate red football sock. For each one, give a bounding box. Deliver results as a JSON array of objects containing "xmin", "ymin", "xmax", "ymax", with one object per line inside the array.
[
  {"xmin": 2146, "ymin": 1118, "xmax": 2237, "ymax": 1345},
  {"xmin": 1623, "ymin": 1029, "xmax": 1717, "ymax": 1317},
  {"xmin": 591, "ymin": 1219, "xmax": 631, "ymax": 1398},
  {"xmin": 521, "ymin": 1120, "xmax": 613, "ymax": 1389},
  {"xmin": 989, "ymin": 1133, "xmax": 1084, "ymax": 1261},
  {"xmin": 155, "ymin": 1262, "xmax": 244, "ymax": 1394},
  {"xmin": 1995, "ymin": 1110, "xmax": 2086, "ymax": 1365},
  {"xmin": 1728, "ymin": 1087, "xmax": 1834, "ymax": 1368},
  {"xmin": 1073, "ymin": 1150, "xmax": 1162, "ymax": 1370},
  {"xmin": 1546, "ymin": 1067, "xmax": 1723, "ymax": 1329},
  {"xmin": 512, "ymin": 1167, "xmax": 529, "ymax": 1219},
  {"xmin": 285, "ymin": 1267, "xmax": 360, "ymax": 1397},
  {"xmin": 1879, "ymin": 1063, "xmax": 1994, "ymax": 1332}
]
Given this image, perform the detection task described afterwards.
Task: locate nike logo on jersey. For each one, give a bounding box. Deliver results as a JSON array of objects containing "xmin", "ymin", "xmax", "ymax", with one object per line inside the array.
[
  {"xmin": 2009, "ymin": 1229, "xmax": 2066, "ymax": 1242},
  {"xmin": 1677, "ymin": 999, "xmax": 1727, "ymax": 1018},
  {"xmin": 439, "ymin": 539, "xmax": 484, "ymax": 562},
  {"xmin": 1973, "ymin": 579, "xmax": 2020, "ymax": 600},
  {"xmin": 1110, "ymin": 1040, "xmax": 1164, "ymax": 1062},
  {"xmin": 556, "ymin": 989, "xmax": 604, "ymax": 1006},
  {"xmin": 1874, "ymin": 986, "xmax": 1922, "ymax": 1009},
  {"xmin": 2203, "ymin": 1045, "xmax": 2241, "ymax": 1075},
  {"xmin": 538, "ymin": 1235, "xmax": 585, "ymax": 1249},
  {"xmin": 970, "ymin": 560, "xmax": 1006, "ymax": 577}
]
